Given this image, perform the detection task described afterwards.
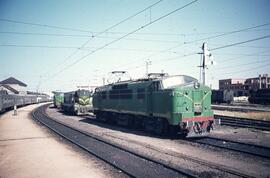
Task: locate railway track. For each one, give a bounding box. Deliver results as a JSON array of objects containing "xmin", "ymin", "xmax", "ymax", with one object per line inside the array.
[
  {"xmin": 215, "ymin": 115, "xmax": 270, "ymax": 131},
  {"xmin": 212, "ymin": 104, "xmax": 270, "ymax": 112},
  {"xmin": 104, "ymin": 134, "xmax": 257, "ymax": 178},
  {"xmin": 33, "ymin": 104, "xmax": 263, "ymax": 178},
  {"xmin": 32, "ymin": 104, "xmax": 198, "ymax": 178},
  {"xmin": 191, "ymin": 137, "xmax": 270, "ymax": 159}
]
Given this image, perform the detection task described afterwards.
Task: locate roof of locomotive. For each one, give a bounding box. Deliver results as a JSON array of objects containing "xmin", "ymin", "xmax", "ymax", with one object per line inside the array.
[
  {"xmin": 64, "ymin": 89, "xmax": 91, "ymax": 94},
  {"xmin": 95, "ymin": 75, "xmax": 198, "ymax": 92}
]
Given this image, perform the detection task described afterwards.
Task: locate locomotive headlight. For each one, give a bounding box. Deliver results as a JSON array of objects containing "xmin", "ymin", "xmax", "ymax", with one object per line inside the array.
[
  {"xmin": 186, "ymin": 106, "xmax": 189, "ymax": 111},
  {"xmin": 194, "ymin": 82, "xmax": 200, "ymax": 89}
]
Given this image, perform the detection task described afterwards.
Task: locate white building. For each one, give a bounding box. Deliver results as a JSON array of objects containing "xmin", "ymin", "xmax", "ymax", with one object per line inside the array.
[{"xmin": 0, "ymin": 77, "xmax": 27, "ymax": 95}]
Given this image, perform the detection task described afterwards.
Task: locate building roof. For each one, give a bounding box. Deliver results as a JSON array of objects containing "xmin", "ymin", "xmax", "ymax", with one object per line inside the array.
[
  {"xmin": 0, "ymin": 84, "xmax": 19, "ymax": 94},
  {"xmin": 0, "ymin": 77, "xmax": 27, "ymax": 87}
]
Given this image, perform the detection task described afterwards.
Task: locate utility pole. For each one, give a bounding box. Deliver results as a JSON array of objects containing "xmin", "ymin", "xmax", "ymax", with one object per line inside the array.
[
  {"xmin": 259, "ymin": 74, "xmax": 262, "ymax": 89},
  {"xmin": 198, "ymin": 42, "xmax": 214, "ymax": 86},
  {"xmin": 266, "ymin": 74, "xmax": 269, "ymax": 88},
  {"xmin": 146, "ymin": 60, "xmax": 152, "ymax": 77},
  {"xmin": 103, "ymin": 77, "xmax": 105, "ymax": 85},
  {"xmin": 202, "ymin": 43, "xmax": 208, "ymax": 85},
  {"xmin": 36, "ymin": 75, "xmax": 42, "ymax": 94}
]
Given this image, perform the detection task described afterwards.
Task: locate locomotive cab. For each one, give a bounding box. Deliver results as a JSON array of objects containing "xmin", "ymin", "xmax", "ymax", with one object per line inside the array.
[{"xmin": 150, "ymin": 75, "xmax": 214, "ymax": 137}]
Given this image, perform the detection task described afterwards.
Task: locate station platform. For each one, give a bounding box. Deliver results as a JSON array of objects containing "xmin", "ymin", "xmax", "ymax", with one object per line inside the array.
[{"xmin": 0, "ymin": 104, "xmax": 109, "ymax": 178}]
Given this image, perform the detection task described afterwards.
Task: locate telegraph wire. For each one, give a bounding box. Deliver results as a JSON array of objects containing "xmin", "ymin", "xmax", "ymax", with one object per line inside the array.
[
  {"xmin": 0, "ymin": 18, "xmax": 92, "ymax": 33},
  {"xmin": 43, "ymin": 0, "xmax": 198, "ymax": 83}
]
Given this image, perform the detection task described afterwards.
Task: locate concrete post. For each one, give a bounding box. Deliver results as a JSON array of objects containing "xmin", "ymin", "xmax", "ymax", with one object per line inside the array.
[
  {"xmin": 266, "ymin": 75, "xmax": 268, "ymax": 88},
  {"xmin": 13, "ymin": 105, "xmax": 17, "ymax": 116},
  {"xmin": 259, "ymin": 74, "xmax": 262, "ymax": 89}
]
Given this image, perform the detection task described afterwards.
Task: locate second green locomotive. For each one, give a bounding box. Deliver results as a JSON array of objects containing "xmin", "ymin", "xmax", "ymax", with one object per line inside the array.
[
  {"xmin": 62, "ymin": 89, "xmax": 92, "ymax": 115},
  {"xmin": 53, "ymin": 91, "xmax": 64, "ymax": 108},
  {"xmin": 93, "ymin": 74, "xmax": 214, "ymax": 137}
]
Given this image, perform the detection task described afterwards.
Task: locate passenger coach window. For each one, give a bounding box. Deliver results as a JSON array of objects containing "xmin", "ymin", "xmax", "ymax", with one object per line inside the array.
[{"xmin": 137, "ymin": 88, "xmax": 145, "ymax": 99}]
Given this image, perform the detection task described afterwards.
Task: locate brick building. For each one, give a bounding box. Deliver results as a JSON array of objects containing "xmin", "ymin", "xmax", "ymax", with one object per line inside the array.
[
  {"xmin": 219, "ymin": 74, "xmax": 269, "ymax": 96},
  {"xmin": 245, "ymin": 74, "xmax": 270, "ymax": 90}
]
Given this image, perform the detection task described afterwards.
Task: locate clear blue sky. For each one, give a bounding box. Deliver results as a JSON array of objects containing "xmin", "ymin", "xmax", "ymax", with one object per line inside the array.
[{"xmin": 0, "ymin": 0, "xmax": 270, "ymax": 92}]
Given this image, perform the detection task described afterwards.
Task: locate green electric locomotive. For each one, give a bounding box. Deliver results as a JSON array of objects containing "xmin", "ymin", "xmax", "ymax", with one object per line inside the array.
[
  {"xmin": 53, "ymin": 91, "xmax": 64, "ymax": 108},
  {"xmin": 93, "ymin": 74, "xmax": 214, "ymax": 137},
  {"xmin": 62, "ymin": 89, "xmax": 92, "ymax": 115}
]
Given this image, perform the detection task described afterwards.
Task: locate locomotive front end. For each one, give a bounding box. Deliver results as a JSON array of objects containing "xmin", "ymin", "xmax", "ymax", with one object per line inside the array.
[
  {"xmin": 181, "ymin": 82, "xmax": 213, "ymax": 137},
  {"xmin": 74, "ymin": 90, "xmax": 92, "ymax": 115},
  {"xmin": 166, "ymin": 76, "xmax": 214, "ymax": 137}
]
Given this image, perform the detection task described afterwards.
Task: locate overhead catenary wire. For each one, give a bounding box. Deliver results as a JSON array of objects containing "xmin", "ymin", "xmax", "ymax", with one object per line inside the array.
[
  {"xmin": 42, "ymin": 0, "xmax": 199, "ymax": 83},
  {"xmin": 210, "ymin": 34, "xmax": 270, "ymax": 51},
  {"xmin": 1, "ymin": 28, "xmax": 270, "ymax": 38},
  {"xmin": 102, "ymin": 21, "xmax": 270, "ymax": 75},
  {"xmin": 115, "ymin": 34, "xmax": 270, "ymax": 74},
  {"xmin": 215, "ymin": 62, "xmax": 270, "ymax": 76},
  {"xmin": 212, "ymin": 59, "xmax": 270, "ymax": 71},
  {"xmin": 43, "ymin": 0, "xmax": 164, "ymax": 76},
  {"xmin": 215, "ymin": 49, "xmax": 270, "ymax": 64},
  {"xmin": 183, "ymin": 22, "xmax": 270, "ymax": 44},
  {"xmin": 0, "ymin": 44, "xmax": 179, "ymax": 53},
  {"xmin": 0, "ymin": 32, "xmax": 182, "ymax": 44}
]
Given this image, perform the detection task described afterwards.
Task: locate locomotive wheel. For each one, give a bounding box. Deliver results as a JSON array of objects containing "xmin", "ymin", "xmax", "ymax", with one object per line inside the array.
[
  {"xmin": 168, "ymin": 125, "xmax": 178, "ymax": 138},
  {"xmin": 127, "ymin": 116, "xmax": 136, "ymax": 129},
  {"xmin": 154, "ymin": 118, "xmax": 168, "ymax": 136},
  {"xmin": 154, "ymin": 118, "xmax": 164, "ymax": 135}
]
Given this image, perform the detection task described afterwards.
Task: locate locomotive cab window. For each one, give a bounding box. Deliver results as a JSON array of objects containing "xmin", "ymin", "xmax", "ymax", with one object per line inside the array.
[{"xmin": 152, "ymin": 81, "xmax": 161, "ymax": 91}]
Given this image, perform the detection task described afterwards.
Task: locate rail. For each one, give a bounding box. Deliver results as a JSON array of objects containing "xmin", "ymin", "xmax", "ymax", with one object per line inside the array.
[{"xmin": 32, "ymin": 104, "xmax": 198, "ymax": 178}]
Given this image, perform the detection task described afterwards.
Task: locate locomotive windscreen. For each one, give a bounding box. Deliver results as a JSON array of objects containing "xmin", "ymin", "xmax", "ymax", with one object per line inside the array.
[{"xmin": 77, "ymin": 90, "xmax": 91, "ymax": 97}]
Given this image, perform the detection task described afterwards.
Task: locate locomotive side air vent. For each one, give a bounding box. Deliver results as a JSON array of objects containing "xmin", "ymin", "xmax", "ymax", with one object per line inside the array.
[{"xmin": 112, "ymin": 84, "xmax": 128, "ymax": 90}]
